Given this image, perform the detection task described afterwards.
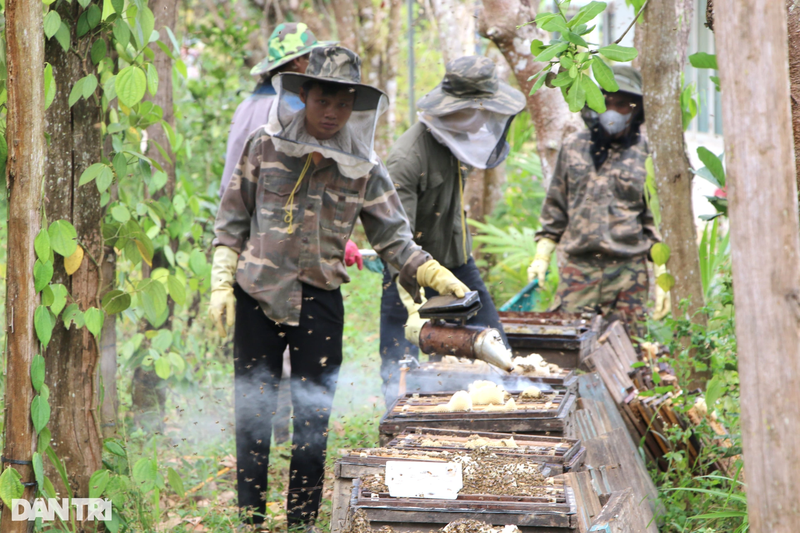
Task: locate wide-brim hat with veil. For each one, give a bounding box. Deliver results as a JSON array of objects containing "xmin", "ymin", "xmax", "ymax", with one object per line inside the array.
[
  {"xmin": 265, "ymin": 45, "xmax": 389, "ymax": 178},
  {"xmin": 416, "ymin": 56, "xmax": 526, "ymax": 170},
  {"xmin": 417, "ymin": 56, "xmax": 526, "ymax": 117}
]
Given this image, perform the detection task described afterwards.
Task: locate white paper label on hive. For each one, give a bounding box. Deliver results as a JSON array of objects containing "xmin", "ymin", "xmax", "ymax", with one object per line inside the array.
[{"xmin": 384, "ymin": 461, "xmax": 463, "ymax": 500}]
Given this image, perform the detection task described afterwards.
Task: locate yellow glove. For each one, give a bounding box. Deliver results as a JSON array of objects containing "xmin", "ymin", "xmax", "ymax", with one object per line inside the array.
[
  {"xmin": 209, "ymin": 246, "xmax": 239, "ymax": 336},
  {"xmin": 527, "ymin": 238, "xmax": 556, "ymax": 284},
  {"xmin": 653, "ymin": 263, "xmax": 672, "ymax": 320},
  {"xmin": 397, "ymin": 283, "xmax": 428, "ymax": 346},
  {"xmin": 416, "ymin": 260, "xmax": 469, "ymax": 298}
]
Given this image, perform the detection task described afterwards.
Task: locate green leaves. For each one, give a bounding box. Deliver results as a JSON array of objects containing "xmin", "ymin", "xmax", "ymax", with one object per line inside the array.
[
  {"xmin": 657, "ymin": 272, "xmax": 675, "ymax": 292},
  {"xmin": 102, "ymin": 290, "xmax": 132, "ymax": 315},
  {"xmin": 591, "ymin": 58, "xmax": 619, "ymax": 92},
  {"xmin": 581, "ymin": 75, "xmax": 605, "ymax": 113},
  {"xmin": 34, "ymin": 306, "xmax": 54, "ymax": 349},
  {"xmin": 598, "ymin": 43, "xmax": 638, "ymax": 62},
  {"xmin": 31, "ymin": 354, "xmax": 45, "ymax": 392},
  {"xmin": 697, "ymin": 147, "xmax": 725, "ymax": 187},
  {"xmin": 91, "ymin": 39, "xmax": 107, "ymax": 65},
  {"xmin": 31, "ymin": 395, "xmax": 51, "ymax": 434},
  {"xmin": 534, "ymin": 42, "xmax": 569, "ymax": 63},
  {"xmin": 48, "ymin": 220, "xmax": 78, "ymax": 257},
  {"xmin": 116, "ymin": 65, "xmax": 147, "ymax": 107},
  {"xmin": 0, "ymin": 467, "xmax": 24, "ymax": 508},
  {"xmin": 68, "ymin": 74, "xmax": 98, "ymax": 107},
  {"xmin": 689, "ymin": 52, "xmax": 717, "ymax": 70},
  {"xmin": 79, "ymin": 163, "xmax": 107, "ymax": 186},
  {"xmin": 155, "ymin": 357, "xmax": 171, "ymax": 379},
  {"xmin": 705, "ymin": 375, "xmax": 727, "ymax": 409},
  {"xmin": 44, "ymin": 63, "xmax": 56, "ymax": 110},
  {"xmin": 132, "ymin": 458, "xmax": 157, "ymax": 491},
  {"xmin": 49, "ymin": 284, "xmax": 68, "ymax": 316},
  {"xmin": 88, "ymin": 469, "xmax": 110, "ymax": 499},
  {"xmin": 146, "ymin": 63, "xmax": 159, "ymax": 97},
  {"xmin": 34, "ymin": 259, "xmax": 53, "ymax": 292},
  {"xmin": 55, "ymin": 22, "xmax": 71, "ymax": 52},
  {"xmin": 568, "ymin": 1, "xmax": 606, "ymax": 28},
  {"xmin": 138, "ymin": 278, "xmax": 168, "ymax": 326},
  {"xmin": 566, "ymin": 74, "xmax": 586, "ymax": 112},
  {"xmin": 650, "ymin": 243, "xmax": 671, "ymax": 266},
  {"xmin": 84, "ymin": 307, "xmax": 104, "ymax": 337},
  {"xmin": 167, "ymin": 275, "xmax": 186, "ymax": 306},
  {"xmin": 167, "ymin": 467, "xmax": 185, "ymax": 498},
  {"xmin": 43, "ymin": 11, "xmax": 62, "ymax": 39}
]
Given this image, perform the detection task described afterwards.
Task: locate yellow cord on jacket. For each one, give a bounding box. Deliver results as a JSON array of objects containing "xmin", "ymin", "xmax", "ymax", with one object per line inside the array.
[
  {"xmin": 284, "ymin": 153, "xmax": 313, "ymax": 234},
  {"xmin": 458, "ymin": 162, "xmax": 468, "ymax": 264}
]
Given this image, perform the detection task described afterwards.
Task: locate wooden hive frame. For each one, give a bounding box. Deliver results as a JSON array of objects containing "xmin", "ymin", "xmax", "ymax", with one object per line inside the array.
[{"xmin": 379, "ymin": 389, "xmax": 577, "ymax": 445}]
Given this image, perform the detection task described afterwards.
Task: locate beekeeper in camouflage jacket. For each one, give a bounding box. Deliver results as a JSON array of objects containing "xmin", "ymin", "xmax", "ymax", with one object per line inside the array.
[
  {"xmin": 210, "ymin": 45, "xmax": 470, "ymax": 530},
  {"xmin": 379, "ymin": 56, "xmax": 525, "ymax": 404},
  {"xmin": 528, "ymin": 66, "xmax": 670, "ymax": 332}
]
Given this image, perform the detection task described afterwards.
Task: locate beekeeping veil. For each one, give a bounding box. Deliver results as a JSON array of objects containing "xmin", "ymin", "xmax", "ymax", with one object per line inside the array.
[
  {"xmin": 265, "ymin": 45, "xmax": 389, "ymax": 178},
  {"xmin": 417, "ymin": 56, "xmax": 526, "ymax": 170}
]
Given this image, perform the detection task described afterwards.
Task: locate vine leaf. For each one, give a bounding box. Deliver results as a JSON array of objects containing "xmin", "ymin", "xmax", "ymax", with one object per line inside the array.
[
  {"xmin": 656, "ymin": 272, "xmax": 676, "ymax": 292},
  {"xmin": 64, "ymin": 246, "xmax": 84, "ymax": 276},
  {"xmin": 88, "ymin": 469, "xmax": 109, "ymax": 499},
  {"xmin": 48, "ymin": 220, "xmax": 78, "ymax": 257},
  {"xmin": 102, "ymin": 290, "xmax": 132, "ymax": 315},
  {"xmin": 34, "ymin": 306, "xmax": 54, "ymax": 349},
  {"xmin": 49, "ymin": 284, "xmax": 69, "ymax": 316},
  {"xmin": 34, "ymin": 259, "xmax": 54, "ymax": 293},
  {"xmin": 55, "ymin": 22, "xmax": 70, "ymax": 52},
  {"xmin": 31, "ymin": 354, "xmax": 45, "ymax": 392},
  {"xmin": 31, "ymin": 395, "xmax": 51, "ymax": 434},
  {"xmin": 116, "ymin": 66, "xmax": 147, "ymax": 108},
  {"xmin": 0, "ymin": 467, "xmax": 24, "ymax": 509},
  {"xmin": 43, "ymin": 11, "xmax": 61, "ymax": 39},
  {"xmin": 84, "ymin": 308, "xmax": 104, "ymax": 337},
  {"xmin": 651, "ymin": 243, "xmax": 671, "ymax": 266}
]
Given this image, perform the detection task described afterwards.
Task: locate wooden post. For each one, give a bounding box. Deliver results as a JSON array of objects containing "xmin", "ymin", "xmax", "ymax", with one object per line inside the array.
[
  {"xmin": 2, "ymin": 0, "xmax": 46, "ymax": 530},
  {"xmin": 715, "ymin": 0, "xmax": 800, "ymax": 530}
]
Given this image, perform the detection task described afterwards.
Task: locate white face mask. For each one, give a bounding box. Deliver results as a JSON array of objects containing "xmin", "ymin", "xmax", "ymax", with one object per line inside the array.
[{"xmin": 598, "ymin": 109, "xmax": 633, "ymax": 136}]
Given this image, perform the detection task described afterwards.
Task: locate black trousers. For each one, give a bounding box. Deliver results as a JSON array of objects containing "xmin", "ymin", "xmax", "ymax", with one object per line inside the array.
[
  {"xmin": 233, "ymin": 283, "xmax": 343, "ymax": 526},
  {"xmin": 379, "ymin": 257, "xmax": 509, "ymax": 405}
]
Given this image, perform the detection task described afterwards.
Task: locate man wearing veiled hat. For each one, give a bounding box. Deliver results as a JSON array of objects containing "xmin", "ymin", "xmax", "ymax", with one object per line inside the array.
[
  {"xmin": 209, "ymin": 45, "xmax": 471, "ymax": 530},
  {"xmin": 379, "ymin": 56, "xmax": 526, "ymax": 405},
  {"xmin": 528, "ymin": 65, "xmax": 670, "ymax": 334}
]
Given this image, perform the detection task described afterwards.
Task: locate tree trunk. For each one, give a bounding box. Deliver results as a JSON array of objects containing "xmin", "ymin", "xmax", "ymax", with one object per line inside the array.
[
  {"xmin": 786, "ymin": 0, "xmax": 800, "ymax": 197},
  {"xmin": 478, "ymin": 0, "xmax": 582, "ymax": 182},
  {"xmin": 331, "ymin": 0, "xmax": 358, "ymax": 51},
  {"xmin": 428, "ymin": 0, "xmax": 467, "ymax": 64},
  {"xmin": 1, "ymin": 1, "xmax": 46, "ymax": 530},
  {"xmin": 640, "ymin": 0, "xmax": 707, "ymax": 337},
  {"xmin": 716, "ymin": 0, "xmax": 800, "ymax": 529},
  {"xmin": 43, "ymin": 1, "xmax": 104, "ymax": 502}
]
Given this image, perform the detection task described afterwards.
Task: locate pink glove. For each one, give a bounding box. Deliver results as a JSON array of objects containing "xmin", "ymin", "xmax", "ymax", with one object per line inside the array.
[{"xmin": 345, "ymin": 240, "xmax": 363, "ymax": 270}]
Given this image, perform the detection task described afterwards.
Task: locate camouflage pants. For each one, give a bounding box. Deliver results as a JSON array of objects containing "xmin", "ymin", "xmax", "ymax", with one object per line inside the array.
[{"xmin": 551, "ymin": 253, "xmax": 649, "ymax": 336}]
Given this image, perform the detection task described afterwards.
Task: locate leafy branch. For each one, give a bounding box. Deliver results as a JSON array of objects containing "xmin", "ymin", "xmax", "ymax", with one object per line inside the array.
[{"xmin": 525, "ymin": 0, "xmax": 641, "ymax": 113}]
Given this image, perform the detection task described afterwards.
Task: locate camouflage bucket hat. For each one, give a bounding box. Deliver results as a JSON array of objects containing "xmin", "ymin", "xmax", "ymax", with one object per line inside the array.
[
  {"xmin": 417, "ymin": 56, "xmax": 526, "ymax": 117},
  {"xmin": 610, "ymin": 65, "xmax": 643, "ymax": 96},
  {"xmin": 278, "ymin": 45, "xmax": 387, "ymax": 112},
  {"xmin": 250, "ymin": 23, "xmax": 333, "ymax": 78}
]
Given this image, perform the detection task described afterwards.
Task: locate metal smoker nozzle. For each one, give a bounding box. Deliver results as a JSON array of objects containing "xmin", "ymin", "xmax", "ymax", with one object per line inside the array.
[{"xmin": 473, "ymin": 328, "xmax": 514, "ymax": 372}]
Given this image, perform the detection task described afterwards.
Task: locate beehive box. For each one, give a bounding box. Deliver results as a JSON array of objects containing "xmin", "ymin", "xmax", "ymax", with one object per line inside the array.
[
  {"xmin": 386, "ymin": 428, "xmax": 585, "ymax": 474},
  {"xmin": 404, "ymin": 361, "xmax": 577, "ymax": 394},
  {"xmin": 346, "ymin": 475, "xmax": 577, "ymax": 532},
  {"xmin": 499, "ymin": 311, "xmax": 598, "ymax": 369},
  {"xmin": 378, "ymin": 389, "xmax": 576, "ymax": 445},
  {"xmin": 331, "ymin": 432, "xmax": 582, "ymax": 533}
]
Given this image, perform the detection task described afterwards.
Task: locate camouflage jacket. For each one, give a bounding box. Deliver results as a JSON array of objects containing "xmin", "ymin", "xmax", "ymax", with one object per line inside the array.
[
  {"xmin": 214, "ymin": 127, "xmax": 431, "ymax": 326},
  {"xmin": 386, "ymin": 122, "xmax": 472, "ymax": 271},
  {"xmin": 536, "ymin": 130, "xmax": 661, "ymax": 258}
]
